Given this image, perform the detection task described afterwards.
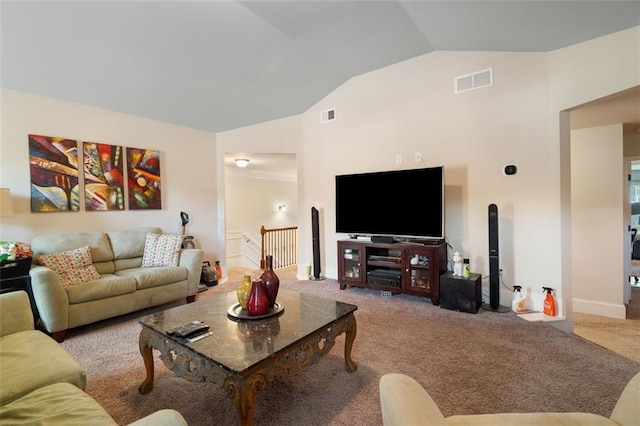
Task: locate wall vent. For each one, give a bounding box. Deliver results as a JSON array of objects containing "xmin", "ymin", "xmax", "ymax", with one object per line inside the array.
[
  {"xmin": 454, "ymin": 68, "xmax": 493, "ymax": 94},
  {"xmin": 321, "ymin": 108, "xmax": 336, "ymax": 123}
]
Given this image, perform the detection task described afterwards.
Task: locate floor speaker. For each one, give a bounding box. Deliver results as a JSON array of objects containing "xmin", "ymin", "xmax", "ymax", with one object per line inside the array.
[
  {"xmin": 311, "ymin": 207, "xmax": 323, "ymax": 280},
  {"xmin": 488, "ymin": 203, "xmax": 500, "ymax": 310}
]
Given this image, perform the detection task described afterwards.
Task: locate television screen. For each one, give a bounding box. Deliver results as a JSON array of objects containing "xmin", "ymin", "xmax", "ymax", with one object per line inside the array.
[{"xmin": 335, "ymin": 166, "xmax": 444, "ymax": 239}]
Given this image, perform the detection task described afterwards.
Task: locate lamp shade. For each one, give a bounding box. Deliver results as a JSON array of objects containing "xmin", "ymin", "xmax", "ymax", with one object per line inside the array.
[{"xmin": 0, "ymin": 188, "xmax": 14, "ymax": 217}]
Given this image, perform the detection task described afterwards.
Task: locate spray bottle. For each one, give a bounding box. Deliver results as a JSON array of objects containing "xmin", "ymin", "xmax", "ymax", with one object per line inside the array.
[
  {"xmin": 542, "ymin": 287, "xmax": 556, "ymax": 316},
  {"xmin": 512, "ymin": 285, "xmax": 526, "ymax": 313},
  {"xmin": 215, "ymin": 260, "xmax": 222, "ymax": 282}
]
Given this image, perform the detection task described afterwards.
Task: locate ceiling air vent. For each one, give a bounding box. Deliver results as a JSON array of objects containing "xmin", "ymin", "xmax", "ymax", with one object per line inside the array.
[
  {"xmin": 454, "ymin": 68, "xmax": 493, "ymax": 94},
  {"xmin": 321, "ymin": 108, "xmax": 336, "ymax": 123}
]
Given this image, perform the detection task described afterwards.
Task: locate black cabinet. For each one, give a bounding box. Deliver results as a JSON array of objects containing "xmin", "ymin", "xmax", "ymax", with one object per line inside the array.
[
  {"xmin": 439, "ymin": 271, "xmax": 482, "ymax": 314},
  {"xmin": 1, "ymin": 259, "xmax": 39, "ymax": 323}
]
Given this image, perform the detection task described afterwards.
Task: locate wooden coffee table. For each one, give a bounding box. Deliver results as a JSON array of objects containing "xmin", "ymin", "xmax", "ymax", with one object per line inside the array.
[{"xmin": 138, "ymin": 289, "xmax": 358, "ymax": 425}]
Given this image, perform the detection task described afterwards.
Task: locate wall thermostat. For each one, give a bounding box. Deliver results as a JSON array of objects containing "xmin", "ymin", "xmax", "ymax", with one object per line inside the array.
[{"xmin": 503, "ymin": 164, "xmax": 517, "ymax": 176}]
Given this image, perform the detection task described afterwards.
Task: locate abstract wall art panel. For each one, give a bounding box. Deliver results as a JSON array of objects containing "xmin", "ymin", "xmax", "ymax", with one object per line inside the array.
[
  {"xmin": 126, "ymin": 147, "xmax": 161, "ymax": 210},
  {"xmin": 28, "ymin": 134, "xmax": 80, "ymax": 212},
  {"xmin": 83, "ymin": 142, "xmax": 125, "ymax": 211}
]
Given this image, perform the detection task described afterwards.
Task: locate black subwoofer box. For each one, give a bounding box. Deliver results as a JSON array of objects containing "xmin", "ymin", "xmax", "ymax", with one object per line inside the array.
[{"xmin": 439, "ymin": 271, "xmax": 482, "ymax": 314}]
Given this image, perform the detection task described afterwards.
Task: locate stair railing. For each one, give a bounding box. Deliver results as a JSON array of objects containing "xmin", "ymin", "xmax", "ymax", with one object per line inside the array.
[{"xmin": 260, "ymin": 225, "xmax": 298, "ymax": 269}]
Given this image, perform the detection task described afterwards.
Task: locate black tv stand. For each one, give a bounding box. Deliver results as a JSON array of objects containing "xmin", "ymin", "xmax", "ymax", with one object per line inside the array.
[{"xmin": 337, "ymin": 239, "xmax": 447, "ymax": 305}]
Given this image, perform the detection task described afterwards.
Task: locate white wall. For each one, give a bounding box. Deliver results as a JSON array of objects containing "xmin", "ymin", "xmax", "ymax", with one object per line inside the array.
[
  {"xmin": 571, "ymin": 125, "xmax": 625, "ymax": 318},
  {"xmin": 224, "ymin": 173, "xmax": 297, "ymax": 269},
  {"xmin": 302, "ymin": 49, "xmax": 555, "ymax": 308},
  {"xmin": 225, "ymin": 175, "xmax": 297, "ymax": 238},
  {"xmin": 624, "ymin": 134, "xmax": 640, "ymax": 156},
  {"xmin": 0, "ymin": 89, "xmax": 220, "ymax": 262}
]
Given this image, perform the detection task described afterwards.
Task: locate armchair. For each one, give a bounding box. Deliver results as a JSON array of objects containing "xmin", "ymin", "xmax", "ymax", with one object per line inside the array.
[
  {"xmin": 379, "ymin": 372, "xmax": 640, "ymax": 426},
  {"xmin": 0, "ymin": 291, "xmax": 188, "ymax": 425}
]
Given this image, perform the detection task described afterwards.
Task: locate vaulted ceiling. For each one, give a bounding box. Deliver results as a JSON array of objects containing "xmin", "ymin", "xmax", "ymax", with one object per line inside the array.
[{"xmin": 2, "ymin": 1, "xmax": 639, "ymax": 134}]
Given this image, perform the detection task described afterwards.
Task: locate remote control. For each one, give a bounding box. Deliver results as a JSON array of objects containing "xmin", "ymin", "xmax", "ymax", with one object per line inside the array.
[
  {"xmin": 186, "ymin": 331, "xmax": 213, "ymax": 343},
  {"xmin": 166, "ymin": 320, "xmax": 210, "ymax": 338}
]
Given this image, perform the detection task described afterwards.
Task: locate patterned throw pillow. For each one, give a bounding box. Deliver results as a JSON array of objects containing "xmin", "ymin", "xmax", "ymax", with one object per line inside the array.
[
  {"xmin": 142, "ymin": 233, "xmax": 184, "ymax": 268},
  {"xmin": 36, "ymin": 246, "xmax": 101, "ymax": 287}
]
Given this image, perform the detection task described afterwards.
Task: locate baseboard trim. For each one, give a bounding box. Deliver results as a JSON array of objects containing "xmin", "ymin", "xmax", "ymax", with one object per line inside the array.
[{"xmin": 573, "ymin": 298, "xmax": 626, "ymax": 319}]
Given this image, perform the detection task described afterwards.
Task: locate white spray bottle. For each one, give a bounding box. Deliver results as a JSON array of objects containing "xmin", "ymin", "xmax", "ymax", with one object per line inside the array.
[{"xmin": 512, "ymin": 285, "xmax": 526, "ymax": 313}]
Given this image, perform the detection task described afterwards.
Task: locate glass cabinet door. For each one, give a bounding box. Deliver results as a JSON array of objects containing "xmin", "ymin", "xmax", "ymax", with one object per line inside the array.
[
  {"xmin": 407, "ymin": 252, "xmax": 433, "ymax": 293},
  {"xmin": 342, "ymin": 247, "xmax": 361, "ymax": 279}
]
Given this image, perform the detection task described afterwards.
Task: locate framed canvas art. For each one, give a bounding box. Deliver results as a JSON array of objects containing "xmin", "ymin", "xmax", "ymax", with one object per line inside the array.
[
  {"xmin": 83, "ymin": 142, "xmax": 125, "ymax": 211},
  {"xmin": 126, "ymin": 147, "xmax": 161, "ymax": 210},
  {"xmin": 28, "ymin": 134, "xmax": 80, "ymax": 212}
]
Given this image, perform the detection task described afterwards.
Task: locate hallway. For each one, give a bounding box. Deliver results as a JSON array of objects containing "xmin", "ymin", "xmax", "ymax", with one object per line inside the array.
[{"xmin": 573, "ymin": 285, "xmax": 640, "ymax": 364}]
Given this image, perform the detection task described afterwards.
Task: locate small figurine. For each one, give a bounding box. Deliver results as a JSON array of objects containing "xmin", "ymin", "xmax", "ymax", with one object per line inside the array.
[{"xmin": 453, "ymin": 251, "xmax": 463, "ymax": 276}]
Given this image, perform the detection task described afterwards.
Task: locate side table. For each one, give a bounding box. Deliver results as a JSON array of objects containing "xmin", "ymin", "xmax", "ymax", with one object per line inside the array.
[{"xmin": 439, "ymin": 271, "xmax": 482, "ymax": 314}]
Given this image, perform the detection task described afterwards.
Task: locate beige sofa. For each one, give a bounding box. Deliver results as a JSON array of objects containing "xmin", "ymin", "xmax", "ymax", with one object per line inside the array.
[
  {"xmin": 379, "ymin": 372, "xmax": 640, "ymax": 426},
  {"xmin": 0, "ymin": 291, "xmax": 187, "ymax": 425},
  {"xmin": 30, "ymin": 227, "xmax": 203, "ymax": 342}
]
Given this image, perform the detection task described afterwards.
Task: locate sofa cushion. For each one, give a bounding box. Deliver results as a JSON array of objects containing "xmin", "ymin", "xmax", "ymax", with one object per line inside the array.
[
  {"xmin": 0, "ymin": 382, "xmax": 117, "ymax": 425},
  {"xmin": 32, "ymin": 232, "xmax": 114, "ymax": 263},
  {"xmin": 142, "ymin": 233, "xmax": 183, "ymax": 267},
  {"xmin": 114, "ymin": 257, "xmax": 143, "ymax": 272},
  {"xmin": 0, "ymin": 330, "xmax": 86, "ymax": 405},
  {"xmin": 116, "ymin": 266, "xmax": 188, "ymax": 290},
  {"xmin": 66, "ymin": 275, "xmax": 137, "ymax": 304},
  {"xmin": 108, "ymin": 227, "xmax": 162, "ymax": 259},
  {"xmin": 36, "ymin": 246, "xmax": 101, "ymax": 287},
  {"xmin": 610, "ymin": 370, "xmax": 640, "ymax": 426},
  {"xmin": 129, "ymin": 409, "xmax": 189, "ymax": 426},
  {"xmin": 446, "ymin": 413, "xmax": 614, "ymax": 425}
]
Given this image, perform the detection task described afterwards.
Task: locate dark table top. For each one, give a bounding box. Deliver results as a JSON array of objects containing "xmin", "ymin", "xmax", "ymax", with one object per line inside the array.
[{"xmin": 139, "ymin": 289, "xmax": 358, "ymax": 374}]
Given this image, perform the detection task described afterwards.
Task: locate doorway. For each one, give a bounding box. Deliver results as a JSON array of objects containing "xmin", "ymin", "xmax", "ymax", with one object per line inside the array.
[
  {"xmin": 628, "ymin": 157, "xmax": 640, "ymax": 291},
  {"xmin": 223, "ymin": 153, "xmax": 298, "ymax": 271}
]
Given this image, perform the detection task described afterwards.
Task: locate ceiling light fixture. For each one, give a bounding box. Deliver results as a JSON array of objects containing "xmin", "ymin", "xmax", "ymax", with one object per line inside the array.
[{"xmin": 235, "ymin": 158, "xmax": 250, "ymax": 168}]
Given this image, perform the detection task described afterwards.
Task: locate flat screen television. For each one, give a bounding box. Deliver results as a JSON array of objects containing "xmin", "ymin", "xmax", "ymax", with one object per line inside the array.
[{"xmin": 335, "ymin": 166, "xmax": 444, "ymax": 240}]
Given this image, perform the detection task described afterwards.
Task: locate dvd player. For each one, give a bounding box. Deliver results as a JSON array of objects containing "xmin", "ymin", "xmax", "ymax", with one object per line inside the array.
[
  {"xmin": 367, "ymin": 269, "xmax": 401, "ymax": 288},
  {"xmin": 368, "ymin": 255, "xmax": 401, "ymax": 263}
]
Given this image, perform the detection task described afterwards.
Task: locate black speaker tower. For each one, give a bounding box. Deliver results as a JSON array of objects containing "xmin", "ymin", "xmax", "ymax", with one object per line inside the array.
[
  {"xmin": 310, "ymin": 207, "xmax": 324, "ymax": 281},
  {"xmin": 486, "ymin": 203, "xmax": 509, "ymax": 312}
]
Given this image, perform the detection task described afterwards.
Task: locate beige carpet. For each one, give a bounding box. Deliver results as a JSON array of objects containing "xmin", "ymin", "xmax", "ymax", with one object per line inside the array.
[
  {"xmin": 242, "ymin": 267, "xmax": 640, "ymax": 364},
  {"xmin": 60, "ymin": 269, "xmax": 639, "ymax": 426},
  {"xmin": 573, "ymin": 285, "xmax": 640, "ymax": 364}
]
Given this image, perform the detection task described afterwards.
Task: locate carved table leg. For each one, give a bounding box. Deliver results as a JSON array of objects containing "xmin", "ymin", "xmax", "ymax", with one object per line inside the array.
[
  {"xmin": 138, "ymin": 329, "xmax": 155, "ymax": 394},
  {"xmin": 225, "ymin": 374, "xmax": 267, "ymax": 426},
  {"xmin": 343, "ymin": 313, "xmax": 358, "ymax": 372}
]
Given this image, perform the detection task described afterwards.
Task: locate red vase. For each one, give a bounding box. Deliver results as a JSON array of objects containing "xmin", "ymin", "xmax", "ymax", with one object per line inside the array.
[
  {"xmin": 247, "ymin": 279, "xmax": 269, "ymax": 316},
  {"xmin": 260, "ymin": 255, "xmax": 280, "ymax": 308}
]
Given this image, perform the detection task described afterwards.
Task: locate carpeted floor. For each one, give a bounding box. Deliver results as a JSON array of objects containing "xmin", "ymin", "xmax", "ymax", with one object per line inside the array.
[{"xmin": 60, "ymin": 269, "xmax": 639, "ymax": 426}]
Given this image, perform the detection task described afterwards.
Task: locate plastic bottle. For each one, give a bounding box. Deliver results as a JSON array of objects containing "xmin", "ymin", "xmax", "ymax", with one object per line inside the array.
[
  {"xmin": 512, "ymin": 285, "xmax": 526, "ymax": 313},
  {"xmin": 463, "ymin": 258, "xmax": 470, "ymax": 278},
  {"xmin": 215, "ymin": 260, "xmax": 222, "ymax": 281},
  {"xmin": 542, "ymin": 287, "xmax": 556, "ymax": 316}
]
